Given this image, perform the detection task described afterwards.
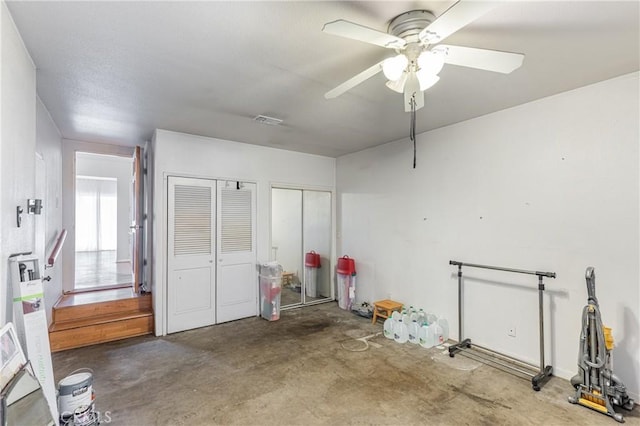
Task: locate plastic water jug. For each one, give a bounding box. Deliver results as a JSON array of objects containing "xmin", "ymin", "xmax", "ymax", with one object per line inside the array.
[
  {"xmin": 438, "ymin": 318, "xmax": 449, "ymax": 343},
  {"xmin": 401, "ymin": 309, "xmax": 409, "ymax": 324},
  {"xmin": 393, "ymin": 319, "xmax": 409, "ymax": 344},
  {"xmin": 419, "ymin": 324, "xmax": 434, "ymax": 348},
  {"xmin": 391, "ymin": 310, "xmax": 401, "ymax": 321},
  {"xmin": 408, "ymin": 320, "xmax": 420, "ymax": 344},
  {"xmin": 416, "ymin": 309, "xmax": 426, "ymax": 326},
  {"xmin": 433, "ymin": 323, "xmax": 444, "ymax": 346},
  {"xmin": 426, "ymin": 313, "xmax": 438, "ymax": 326},
  {"xmin": 383, "ymin": 316, "xmax": 395, "ymax": 339}
]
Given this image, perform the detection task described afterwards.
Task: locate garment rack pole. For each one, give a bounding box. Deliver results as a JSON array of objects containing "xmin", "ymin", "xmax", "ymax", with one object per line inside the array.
[{"xmin": 448, "ymin": 260, "xmax": 556, "ymax": 391}]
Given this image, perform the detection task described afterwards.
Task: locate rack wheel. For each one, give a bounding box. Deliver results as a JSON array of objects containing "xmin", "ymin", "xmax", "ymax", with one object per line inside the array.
[
  {"xmin": 449, "ymin": 352, "xmax": 455, "ymax": 358},
  {"xmin": 532, "ymin": 385, "xmax": 540, "ymax": 391}
]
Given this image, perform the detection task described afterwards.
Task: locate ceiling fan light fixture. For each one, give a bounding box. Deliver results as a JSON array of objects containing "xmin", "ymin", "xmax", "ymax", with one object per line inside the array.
[
  {"xmin": 416, "ymin": 71, "xmax": 440, "ymax": 91},
  {"xmin": 385, "ymin": 72, "xmax": 407, "ymax": 93},
  {"xmin": 382, "ymin": 54, "xmax": 408, "ymax": 81},
  {"xmin": 417, "ymin": 50, "xmax": 445, "ymax": 76}
]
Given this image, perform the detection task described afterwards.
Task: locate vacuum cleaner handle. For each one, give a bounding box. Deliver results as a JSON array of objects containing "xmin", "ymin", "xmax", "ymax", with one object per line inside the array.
[{"xmin": 585, "ymin": 267, "xmax": 597, "ymax": 304}]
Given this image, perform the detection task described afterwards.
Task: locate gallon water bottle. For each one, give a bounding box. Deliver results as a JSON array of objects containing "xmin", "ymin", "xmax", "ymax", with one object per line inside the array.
[
  {"xmin": 419, "ymin": 324, "xmax": 434, "ymax": 348},
  {"xmin": 393, "ymin": 319, "xmax": 409, "ymax": 344},
  {"xmin": 409, "ymin": 310, "xmax": 419, "ymax": 324},
  {"xmin": 408, "ymin": 320, "xmax": 420, "ymax": 344},
  {"xmin": 416, "ymin": 309, "xmax": 426, "ymax": 326},
  {"xmin": 433, "ymin": 323, "xmax": 444, "ymax": 346},
  {"xmin": 391, "ymin": 310, "xmax": 401, "ymax": 321},
  {"xmin": 438, "ymin": 318, "xmax": 449, "ymax": 343},
  {"xmin": 401, "ymin": 309, "xmax": 409, "ymax": 324},
  {"xmin": 425, "ymin": 323, "xmax": 439, "ymax": 348},
  {"xmin": 383, "ymin": 316, "xmax": 395, "ymax": 340},
  {"xmin": 426, "ymin": 312, "xmax": 438, "ymax": 326}
]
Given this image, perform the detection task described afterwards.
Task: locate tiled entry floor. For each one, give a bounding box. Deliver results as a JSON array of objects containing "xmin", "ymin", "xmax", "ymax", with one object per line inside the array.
[{"xmin": 75, "ymin": 250, "xmax": 131, "ymax": 290}]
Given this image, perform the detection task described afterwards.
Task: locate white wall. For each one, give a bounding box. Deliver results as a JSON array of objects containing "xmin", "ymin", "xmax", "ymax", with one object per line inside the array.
[
  {"xmin": 1, "ymin": 1, "xmax": 36, "ymax": 324},
  {"xmin": 337, "ymin": 72, "xmax": 639, "ymax": 400},
  {"xmin": 76, "ymin": 153, "xmax": 132, "ymax": 262},
  {"xmin": 36, "ymin": 98, "xmax": 63, "ymax": 324},
  {"xmin": 61, "ymin": 140, "xmax": 134, "ymax": 292},
  {"xmin": 152, "ymin": 129, "xmax": 336, "ymax": 335}
]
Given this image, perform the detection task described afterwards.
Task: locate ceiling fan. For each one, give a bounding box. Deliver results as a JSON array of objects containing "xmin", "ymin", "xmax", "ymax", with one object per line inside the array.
[{"xmin": 322, "ymin": 1, "xmax": 524, "ymax": 112}]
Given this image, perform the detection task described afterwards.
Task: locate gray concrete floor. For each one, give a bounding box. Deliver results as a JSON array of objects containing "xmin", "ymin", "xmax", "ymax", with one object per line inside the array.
[{"xmin": 52, "ymin": 302, "xmax": 639, "ymax": 425}]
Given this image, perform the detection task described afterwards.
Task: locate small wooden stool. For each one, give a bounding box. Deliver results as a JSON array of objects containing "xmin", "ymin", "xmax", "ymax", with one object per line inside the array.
[
  {"xmin": 372, "ymin": 299, "xmax": 403, "ymax": 324},
  {"xmin": 282, "ymin": 272, "xmax": 294, "ymax": 287}
]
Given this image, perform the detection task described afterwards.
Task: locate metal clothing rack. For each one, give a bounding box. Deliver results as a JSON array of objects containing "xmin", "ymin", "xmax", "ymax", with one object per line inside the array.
[{"xmin": 448, "ymin": 260, "xmax": 556, "ymax": 391}]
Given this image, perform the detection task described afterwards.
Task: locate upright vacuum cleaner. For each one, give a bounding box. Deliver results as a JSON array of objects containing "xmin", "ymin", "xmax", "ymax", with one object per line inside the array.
[{"xmin": 568, "ymin": 267, "xmax": 634, "ymax": 422}]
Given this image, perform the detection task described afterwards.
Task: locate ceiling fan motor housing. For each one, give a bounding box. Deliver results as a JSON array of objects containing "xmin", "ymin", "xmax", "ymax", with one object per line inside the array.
[{"xmin": 388, "ymin": 10, "xmax": 435, "ymax": 43}]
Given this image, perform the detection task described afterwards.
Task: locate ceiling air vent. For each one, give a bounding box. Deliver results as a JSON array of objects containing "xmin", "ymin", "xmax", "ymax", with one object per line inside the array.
[{"xmin": 253, "ymin": 115, "xmax": 283, "ymax": 126}]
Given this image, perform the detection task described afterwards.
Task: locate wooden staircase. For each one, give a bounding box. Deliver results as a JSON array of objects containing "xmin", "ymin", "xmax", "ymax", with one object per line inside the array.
[{"xmin": 49, "ymin": 289, "xmax": 153, "ymax": 352}]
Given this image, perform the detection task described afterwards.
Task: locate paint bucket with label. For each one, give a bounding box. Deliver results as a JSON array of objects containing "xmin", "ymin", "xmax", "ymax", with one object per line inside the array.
[{"xmin": 57, "ymin": 368, "xmax": 94, "ymax": 422}]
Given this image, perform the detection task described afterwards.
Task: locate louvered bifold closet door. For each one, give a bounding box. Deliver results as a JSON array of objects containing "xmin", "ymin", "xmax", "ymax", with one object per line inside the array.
[
  {"xmin": 216, "ymin": 181, "xmax": 257, "ymax": 323},
  {"xmin": 167, "ymin": 177, "xmax": 216, "ymax": 333},
  {"xmin": 220, "ymin": 188, "xmax": 252, "ymax": 253},
  {"xmin": 174, "ymin": 185, "xmax": 212, "ymax": 255}
]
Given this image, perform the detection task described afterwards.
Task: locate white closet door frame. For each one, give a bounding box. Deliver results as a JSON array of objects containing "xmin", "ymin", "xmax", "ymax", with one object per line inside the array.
[{"xmin": 270, "ymin": 182, "xmax": 337, "ymax": 305}]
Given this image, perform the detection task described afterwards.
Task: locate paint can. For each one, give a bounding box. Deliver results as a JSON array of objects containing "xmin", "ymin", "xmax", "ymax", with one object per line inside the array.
[
  {"xmin": 57, "ymin": 368, "xmax": 94, "ymax": 421},
  {"xmin": 73, "ymin": 404, "xmax": 98, "ymax": 426}
]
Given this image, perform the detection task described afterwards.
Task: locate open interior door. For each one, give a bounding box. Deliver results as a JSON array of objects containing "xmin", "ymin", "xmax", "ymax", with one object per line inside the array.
[{"xmin": 130, "ymin": 146, "xmax": 143, "ymax": 293}]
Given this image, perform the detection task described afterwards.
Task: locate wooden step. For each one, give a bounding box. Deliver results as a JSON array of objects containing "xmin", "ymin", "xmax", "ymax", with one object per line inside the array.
[
  {"xmin": 50, "ymin": 310, "xmax": 152, "ymax": 332},
  {"xmin": 52, "ymin": 292, "xmax": 151, "ymax": 323},
  {"xmin": 49, "ymin": 312, "xmax": 153, "ymax": 352},
  {"xmin": 49, "ymin": 290, "xmax": 153, "ymax": 352}
]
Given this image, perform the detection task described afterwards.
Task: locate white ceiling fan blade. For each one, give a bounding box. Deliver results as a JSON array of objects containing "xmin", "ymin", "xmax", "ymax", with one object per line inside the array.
[
  {"xmin": 322, "ymin": 20, "xmax": 407, "ymax": 49},
  {"xmin": 325, "ymin": 60, "xmax": 384, "ymax": 99},
  {"xmin": 419, "ymin": 1, "xmax": 499, "ymax": 44},
  {"xmin": 438, "ymin": 45, "xmax": 524, "ymax": 74}
]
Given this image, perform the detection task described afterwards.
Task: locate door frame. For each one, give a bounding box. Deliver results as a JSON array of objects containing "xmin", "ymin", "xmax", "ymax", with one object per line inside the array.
[
  {"xmin": 269, "ymin": 182, "xmax": 336, "ymax": 309},
  {"xmin": 61, "ymin": 141, "xmax": 136, "ymax": 294}
]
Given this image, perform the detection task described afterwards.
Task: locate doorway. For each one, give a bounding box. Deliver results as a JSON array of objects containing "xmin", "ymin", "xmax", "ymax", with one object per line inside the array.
[
  {"xmin": 271, "ymin": 187, "xmax": 332, "ymax": 308},
  {"xmin": 73, "ymin": 152, "xmax": 133, "ymax": 291}
]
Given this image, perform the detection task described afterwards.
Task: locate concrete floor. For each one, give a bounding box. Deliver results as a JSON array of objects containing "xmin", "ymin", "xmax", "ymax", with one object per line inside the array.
[{"xmin": 52, "ymin": 302, "xmax": 639, "ymax": 425}]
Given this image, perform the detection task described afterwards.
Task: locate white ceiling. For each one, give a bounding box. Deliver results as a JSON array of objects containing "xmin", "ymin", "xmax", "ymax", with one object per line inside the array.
[{"xmin": 7, "ymin": 1, "xmax": 639, "ymax": 157}]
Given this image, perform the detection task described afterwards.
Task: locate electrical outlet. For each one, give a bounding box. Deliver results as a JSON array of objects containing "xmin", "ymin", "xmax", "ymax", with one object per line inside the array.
[{"xmin": 508, "ymin": 326, "xmax": 516, "ymax": 337}]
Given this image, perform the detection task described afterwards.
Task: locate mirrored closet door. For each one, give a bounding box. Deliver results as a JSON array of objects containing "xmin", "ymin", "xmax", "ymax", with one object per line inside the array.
[{"xmin": 271, "ymin": 188, "xmax": 332, "ymax": 308}]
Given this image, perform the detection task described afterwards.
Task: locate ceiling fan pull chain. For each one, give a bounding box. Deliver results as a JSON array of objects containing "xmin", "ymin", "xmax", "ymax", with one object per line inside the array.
[{"xmin": 410, "ymin": 94, "xmax": 417, "ymax": 169}]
